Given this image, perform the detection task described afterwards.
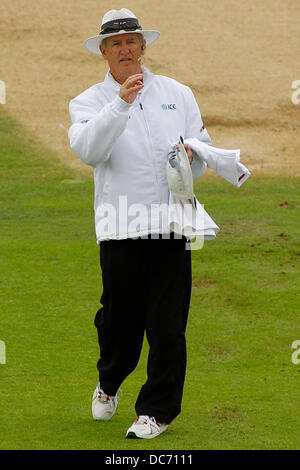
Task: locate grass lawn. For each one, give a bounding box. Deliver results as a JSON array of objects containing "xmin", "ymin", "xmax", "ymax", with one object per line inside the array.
[{"xmin": 0, "ymin": 111, "xmax": 299, "ymax": 450}]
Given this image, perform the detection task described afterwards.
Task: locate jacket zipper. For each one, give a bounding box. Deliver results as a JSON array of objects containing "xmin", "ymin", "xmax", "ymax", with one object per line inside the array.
[{"xmin": 138, "ymin": 96, "xmax": 161, "ymax": 203}]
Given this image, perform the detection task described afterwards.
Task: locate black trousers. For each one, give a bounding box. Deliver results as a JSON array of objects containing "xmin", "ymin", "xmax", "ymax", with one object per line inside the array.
[{"xmin": 94, "ymin": 234, "xmax": 192, "ymax": 424}]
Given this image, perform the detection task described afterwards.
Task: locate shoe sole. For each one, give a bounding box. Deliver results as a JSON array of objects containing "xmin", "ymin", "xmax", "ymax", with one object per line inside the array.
[
  {"xmin": 126, "ymin": 426, "xmax": 168, "ymax": 439},
  {"xmin": 93, "ymin": 415, "xmax": 114, "ymax": 421},
  {"xmin": 126, "ymin": 431, "xmax": 141, "ymax": 439}
]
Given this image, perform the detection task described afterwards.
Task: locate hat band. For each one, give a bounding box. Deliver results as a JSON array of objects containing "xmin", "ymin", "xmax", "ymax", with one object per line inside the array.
[{"xmin": 100, "ymin": 17, "xmax": 142, "ymax": 35}]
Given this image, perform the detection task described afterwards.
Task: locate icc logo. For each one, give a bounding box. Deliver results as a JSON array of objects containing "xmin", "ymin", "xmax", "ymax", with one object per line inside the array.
[{"xmin": 162, "ymin": 103, "xmax": 176, "ymax": 110}]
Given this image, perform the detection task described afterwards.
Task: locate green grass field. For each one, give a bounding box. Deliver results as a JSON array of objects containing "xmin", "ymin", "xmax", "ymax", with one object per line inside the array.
[{"xmin": 0, "ymin": 111, "xmax": 299, "ymax": 450}]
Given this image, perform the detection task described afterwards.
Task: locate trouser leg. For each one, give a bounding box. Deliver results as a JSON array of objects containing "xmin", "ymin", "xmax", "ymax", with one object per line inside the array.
[
  {"xmin": 94, "ymin": 235, "xmax": 192, "ymax": 424},
  {"xmin": 94, "ymin": 239, "xmax": 146, "ymax": 396},
  {"xmin": 135, "ymin": 236, "xmax": 192, "ymax": 424}
]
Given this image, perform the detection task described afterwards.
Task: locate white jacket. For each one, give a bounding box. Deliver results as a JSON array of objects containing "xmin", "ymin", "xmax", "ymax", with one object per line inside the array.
[{"xmin": 68, "ymin": 66, "xmax": 219, "ymax": 242}]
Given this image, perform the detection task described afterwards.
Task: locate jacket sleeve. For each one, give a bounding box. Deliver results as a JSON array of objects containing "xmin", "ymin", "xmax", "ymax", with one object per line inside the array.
[
  {"xmin": 184, "ymin": 86, "xmax": 212, "ymax": 180},
  {"xmin": 68, "ymin": 91, "xmax": 132, "ymax": 167}
]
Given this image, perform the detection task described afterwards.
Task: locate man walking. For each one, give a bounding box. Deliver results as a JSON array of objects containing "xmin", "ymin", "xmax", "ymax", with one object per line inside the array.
[{"xmin": 68, "ymin": 8, "xmax": 216, "ymax": 439}]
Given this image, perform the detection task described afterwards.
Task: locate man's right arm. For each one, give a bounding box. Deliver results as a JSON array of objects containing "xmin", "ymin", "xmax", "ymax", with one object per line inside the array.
[
  {"xmin": 68, "ymin": 75, "xmax": 143, "ymax": 168},
  {"xmin": 68, "ymin": 91, "xmax": 131, "ymax": 167}
]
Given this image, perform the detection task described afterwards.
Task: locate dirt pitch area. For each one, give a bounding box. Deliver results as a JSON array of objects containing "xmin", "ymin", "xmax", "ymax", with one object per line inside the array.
[{"xmin": 1, "ymin": 0, "xmax": 299, "ymax": 177}]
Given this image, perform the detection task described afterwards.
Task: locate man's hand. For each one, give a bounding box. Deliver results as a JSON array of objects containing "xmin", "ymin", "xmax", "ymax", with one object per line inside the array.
[
  {"xmin": 184, "ymin": 144, "xmax": 193, "ymax": 165},
  {"xmin": 174, "ymin": 143, "xmax": 193, "ymax": 165},
  {"xmin": 119, "ymin": 74, "xmax": 144, "ymax": 104}
]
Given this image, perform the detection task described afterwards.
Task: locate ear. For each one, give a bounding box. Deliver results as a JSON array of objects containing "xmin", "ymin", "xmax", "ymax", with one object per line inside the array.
[
  {"xmin": 100, "ymin": 44, "xmax": 107, "ymax": 59},
  {"xmin": 141, "ymin": 39, "xmax": 146, "ymax": 55}
]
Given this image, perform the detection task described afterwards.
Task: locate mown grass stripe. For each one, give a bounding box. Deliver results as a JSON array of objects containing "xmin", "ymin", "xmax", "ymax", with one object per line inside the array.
[{"xmin": 0, "ymin": 110, "xmax": 299, "ymax": 449}]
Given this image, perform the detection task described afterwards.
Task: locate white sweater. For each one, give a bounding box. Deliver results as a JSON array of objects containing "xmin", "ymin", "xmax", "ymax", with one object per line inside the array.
[{"xmin": 68, "ymin": 66, "xmax": 219, "ymax": 242}]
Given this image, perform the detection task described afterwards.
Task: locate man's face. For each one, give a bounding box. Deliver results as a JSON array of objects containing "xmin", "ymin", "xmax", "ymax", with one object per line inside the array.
[{"xmin": 100, "ymin": 33, "xmax": 145, "ymax": 83}]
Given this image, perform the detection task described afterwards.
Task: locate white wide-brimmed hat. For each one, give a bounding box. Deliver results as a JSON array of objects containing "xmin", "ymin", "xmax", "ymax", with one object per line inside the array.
[{"xmin": 84, "ymin": 8, "xmax": 160, "ymax": 56}]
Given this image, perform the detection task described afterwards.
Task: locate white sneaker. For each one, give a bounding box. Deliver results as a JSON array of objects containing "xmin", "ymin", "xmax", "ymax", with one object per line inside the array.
[
  {"xmin": 126, "ymin": 415, "xmax": 168, "ymax": 439},
  {"xmin": 92, "ymin": 383, "xmax": 119, "ymax": 421}
]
